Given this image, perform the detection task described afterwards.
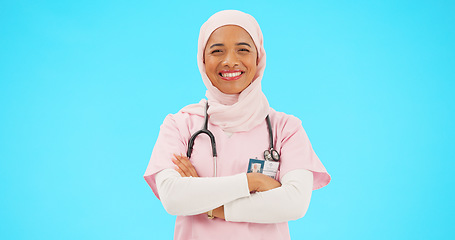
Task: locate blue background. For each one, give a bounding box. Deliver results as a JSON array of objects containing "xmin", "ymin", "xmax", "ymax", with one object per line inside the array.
[{"xmin": 1, "ymin": 0, "xmax": 454, "ymax": 239}]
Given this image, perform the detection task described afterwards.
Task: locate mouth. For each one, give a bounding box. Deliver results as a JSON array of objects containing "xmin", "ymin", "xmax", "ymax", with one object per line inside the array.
[{"xmin": 219, "ymin": 70, "xmax": 244, "ymax": 81}]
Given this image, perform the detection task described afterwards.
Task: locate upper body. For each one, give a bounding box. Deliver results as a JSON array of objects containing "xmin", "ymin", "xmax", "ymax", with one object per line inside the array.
[
  {"xmin": 144, "ymin": 10, "xmax": 331, "ymax": 240},
  {"xmin": 144, "ymin": 108, "xmax": 330, "ymax": 239}
]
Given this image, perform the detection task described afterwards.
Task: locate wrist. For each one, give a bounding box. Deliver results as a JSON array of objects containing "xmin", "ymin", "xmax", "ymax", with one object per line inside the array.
[
  {"xmin": 247, "ymin": 173, "xmax": 259, "ymax": 192},
  {"xmin": 212, "ymin": 205, "xmax": 225, "ymax": 219}
]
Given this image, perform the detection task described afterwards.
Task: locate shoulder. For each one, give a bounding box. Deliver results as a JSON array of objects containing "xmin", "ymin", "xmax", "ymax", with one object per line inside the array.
[
  {"xmin": 162, "ymin": 111, "xmax": 203, "ymax": 128},
  {"xmin": 268, "ymin": 108, "xmax": 310, "ymax": 145},
  {"xmin": 268, "ymin": 108, "xmax": 303, "ymax": 132},
  {"xmin": 162, "ymin": 100, "xmax": 205, "ymax": 127},
  {"xmin": 160, "ymin": 110, "xmax": 204, "ymax": 139}
]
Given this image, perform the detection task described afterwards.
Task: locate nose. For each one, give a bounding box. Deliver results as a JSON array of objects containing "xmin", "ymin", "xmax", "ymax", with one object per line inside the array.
[{"xmin": 222, "ymin": 50, "xmax": 239, "ymax": 68}]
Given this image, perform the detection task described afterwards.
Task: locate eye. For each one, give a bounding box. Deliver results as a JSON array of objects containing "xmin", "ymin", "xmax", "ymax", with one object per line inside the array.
[
  {"xmin": 239, "ymin": 48, "xmax": 250, "ymax": 52},
  {"xmin": 211, "ymin": 49, "xmax": 222, "ymax": 54}
]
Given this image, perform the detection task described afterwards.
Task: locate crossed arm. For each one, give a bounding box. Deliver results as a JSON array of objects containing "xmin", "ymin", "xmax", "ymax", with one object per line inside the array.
[{"xmin": 155, "ymin": 154, "xmax": 313, "ymax": 223}]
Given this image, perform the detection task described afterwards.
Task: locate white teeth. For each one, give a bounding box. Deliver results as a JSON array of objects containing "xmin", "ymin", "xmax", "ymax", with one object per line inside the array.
[{"xmin": 221, "ymin": 72, "xmax": 242, "ymax": 78}]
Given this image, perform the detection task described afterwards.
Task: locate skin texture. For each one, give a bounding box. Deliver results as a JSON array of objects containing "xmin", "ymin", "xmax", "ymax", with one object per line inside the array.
[{"xmin": 203, "ymin": 25, "xmax": 258, "ymax": 94}]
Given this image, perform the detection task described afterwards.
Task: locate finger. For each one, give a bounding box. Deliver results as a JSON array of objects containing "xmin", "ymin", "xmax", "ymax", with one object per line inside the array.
[
  {"xmin": 174, "ymin": 166, "xmax": 188, "ymax": 177},
  {"xmin": 176, "ymin": 154, "xmax": 197, "ymax": 177},
  {"xmin": 178, "ymin": 154, "xmax": 199, "ymax": 177},
  {"xmin": 255, "ymin": 173, "xmax": 281, "ymax": 192},
  {"xmin": 173, "ymin": 154, "xmax": 192, "ymax": 176},
  {"xmin": 178, "ymin": 154, "xmax": 198, "ymax": 177},
  {"xmin": 172, "ymin": 155, "xmax": 190, "ymax": 178}
]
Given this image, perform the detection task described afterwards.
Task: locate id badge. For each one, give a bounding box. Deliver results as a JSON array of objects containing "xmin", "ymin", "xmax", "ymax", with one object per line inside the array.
[{"xmin": 247, "ymin": 158, "xmax": 280, "ymax": 180}]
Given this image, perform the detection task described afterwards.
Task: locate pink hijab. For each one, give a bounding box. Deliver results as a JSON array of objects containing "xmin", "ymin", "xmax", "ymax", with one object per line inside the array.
[{"xmin": 180, "ymin": 10, "xmax": 269, "ymax": 133}]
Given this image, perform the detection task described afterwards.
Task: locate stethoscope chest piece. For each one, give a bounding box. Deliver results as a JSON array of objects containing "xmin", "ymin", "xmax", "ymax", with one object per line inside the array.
[
  {"xmin": 264, "ymin": 149, "xmax": 280, "ymax": 161},
  {"xmin": 263, "ymin": 115, "xmax": 280, "ymax": 162}
]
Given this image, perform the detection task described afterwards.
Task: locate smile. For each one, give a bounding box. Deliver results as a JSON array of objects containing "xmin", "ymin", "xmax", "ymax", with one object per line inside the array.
[{"xmin": 219, "ymin": 70, "xmax": 244, "ymax": 81}]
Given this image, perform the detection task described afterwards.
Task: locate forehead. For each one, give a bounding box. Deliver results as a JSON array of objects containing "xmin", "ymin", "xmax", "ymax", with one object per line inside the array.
[{"xmin": 206, "ymin": 25, "xmax": 255, "ymax": 45}]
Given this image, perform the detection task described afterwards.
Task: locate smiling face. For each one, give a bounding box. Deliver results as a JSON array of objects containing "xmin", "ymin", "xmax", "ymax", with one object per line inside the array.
[{"xmin": 204, "ymin": 25, "xmax": 258, "ymax": 94}]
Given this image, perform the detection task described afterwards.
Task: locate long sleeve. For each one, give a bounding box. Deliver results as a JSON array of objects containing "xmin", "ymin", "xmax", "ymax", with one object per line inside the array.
[
  {"xmin": 224, "ymin": 169, "xmax": 313, "ymax": 223},
  {"xmin": 155, "ymin": 168, "xmax": 251, "ymax": 216}
]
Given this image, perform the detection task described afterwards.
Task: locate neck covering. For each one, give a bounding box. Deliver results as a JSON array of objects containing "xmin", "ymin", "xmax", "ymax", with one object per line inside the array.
[{"xmin": 181, "ymin": 10, "xmax": 269, "ymax": 133}]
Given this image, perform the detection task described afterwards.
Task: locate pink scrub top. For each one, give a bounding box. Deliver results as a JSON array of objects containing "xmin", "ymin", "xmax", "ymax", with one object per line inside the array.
[{"xmin": 144, "ymin": 108, "xmax": 330, "ymax": 240}]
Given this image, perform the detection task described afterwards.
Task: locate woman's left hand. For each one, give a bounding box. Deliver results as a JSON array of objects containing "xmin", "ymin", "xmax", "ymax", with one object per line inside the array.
[{"xmin": 172, "ymin": 154, "xmax": 199, "ymax": 177}]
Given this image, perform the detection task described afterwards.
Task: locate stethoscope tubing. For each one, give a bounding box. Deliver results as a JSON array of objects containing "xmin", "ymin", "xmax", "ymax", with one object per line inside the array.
[
  {"xmin": 186, "ymin": 102, "xmax": 218, "ymax": 176},
  {"xmin": 186, "ymin": 101, "xmax": 278, "ymax": 177}
]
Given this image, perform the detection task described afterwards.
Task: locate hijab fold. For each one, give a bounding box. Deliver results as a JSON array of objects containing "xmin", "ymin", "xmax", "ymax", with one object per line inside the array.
[{"xmin": 181, "ymin": 10, "xmax": 269, "ymax": 133}]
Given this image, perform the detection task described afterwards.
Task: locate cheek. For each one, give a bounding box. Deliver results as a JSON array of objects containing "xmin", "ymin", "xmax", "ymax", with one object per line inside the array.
[
  {"xmin": 247, "ymin": 55, "xmax": 257, "ymax": 69},
  {"xmin": 204, "ymin": 63, "xmax": 215, "ymax": 76},
  {"xmin": 247, "ymin": 58, "xmax": 257, "ymax": 76},
  {"xmin": 204, "ymin": 59, "xmax": 220, "ymax": 84},
  {"xmin": 204, "ymin": 58, "xmax": 217, "ymax": 73}
]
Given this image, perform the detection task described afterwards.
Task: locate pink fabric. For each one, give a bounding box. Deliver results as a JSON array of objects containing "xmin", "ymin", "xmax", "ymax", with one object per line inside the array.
[
  {"xmin": 180, "ymin": 10, "xmax": 269, "ymax": 133},
  {"xmin": 143, "ymin": 108, "xmax": 331, "ymax": 240},
  {"xmin": 144, "ymin": 10, "xmax": 331, "ymax": 240}
]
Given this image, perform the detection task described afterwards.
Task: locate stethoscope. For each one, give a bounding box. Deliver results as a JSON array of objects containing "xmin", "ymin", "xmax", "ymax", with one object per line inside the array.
[{"xmin": 186, "ymin": 102, "xmax": 280, "ymax": 177}]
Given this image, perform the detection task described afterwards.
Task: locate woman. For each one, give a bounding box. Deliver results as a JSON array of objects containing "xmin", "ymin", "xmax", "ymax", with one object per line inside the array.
[{"xmin": 144, "ymin": 10, "xmax": 330, "ymax": 240}]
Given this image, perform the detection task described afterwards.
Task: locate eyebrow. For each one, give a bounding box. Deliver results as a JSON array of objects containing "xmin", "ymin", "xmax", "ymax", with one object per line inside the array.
[
  {"xmin": 236, "ymin": 42, "xmax": 251, "ymax": 47},
  {"xmin": 209, "ymin": 43, "xmax": 224, "ymax": 48},
  {"xmin": 209, "ymin": 42, "xmax": 252, "ymax": 48}
]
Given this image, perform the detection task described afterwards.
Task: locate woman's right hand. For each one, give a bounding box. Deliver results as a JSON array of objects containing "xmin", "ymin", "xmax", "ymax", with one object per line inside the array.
[
  {"xmin": 246, "ymin": 173, "xmax": 281, "ymax": 193},
  {"xmin": 172, "ymin": 154, "xmax": 199, "ymax": 177},
  {"xmin": 172, "ymin": 152, "xmax": 280, "ymax": 193}
]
